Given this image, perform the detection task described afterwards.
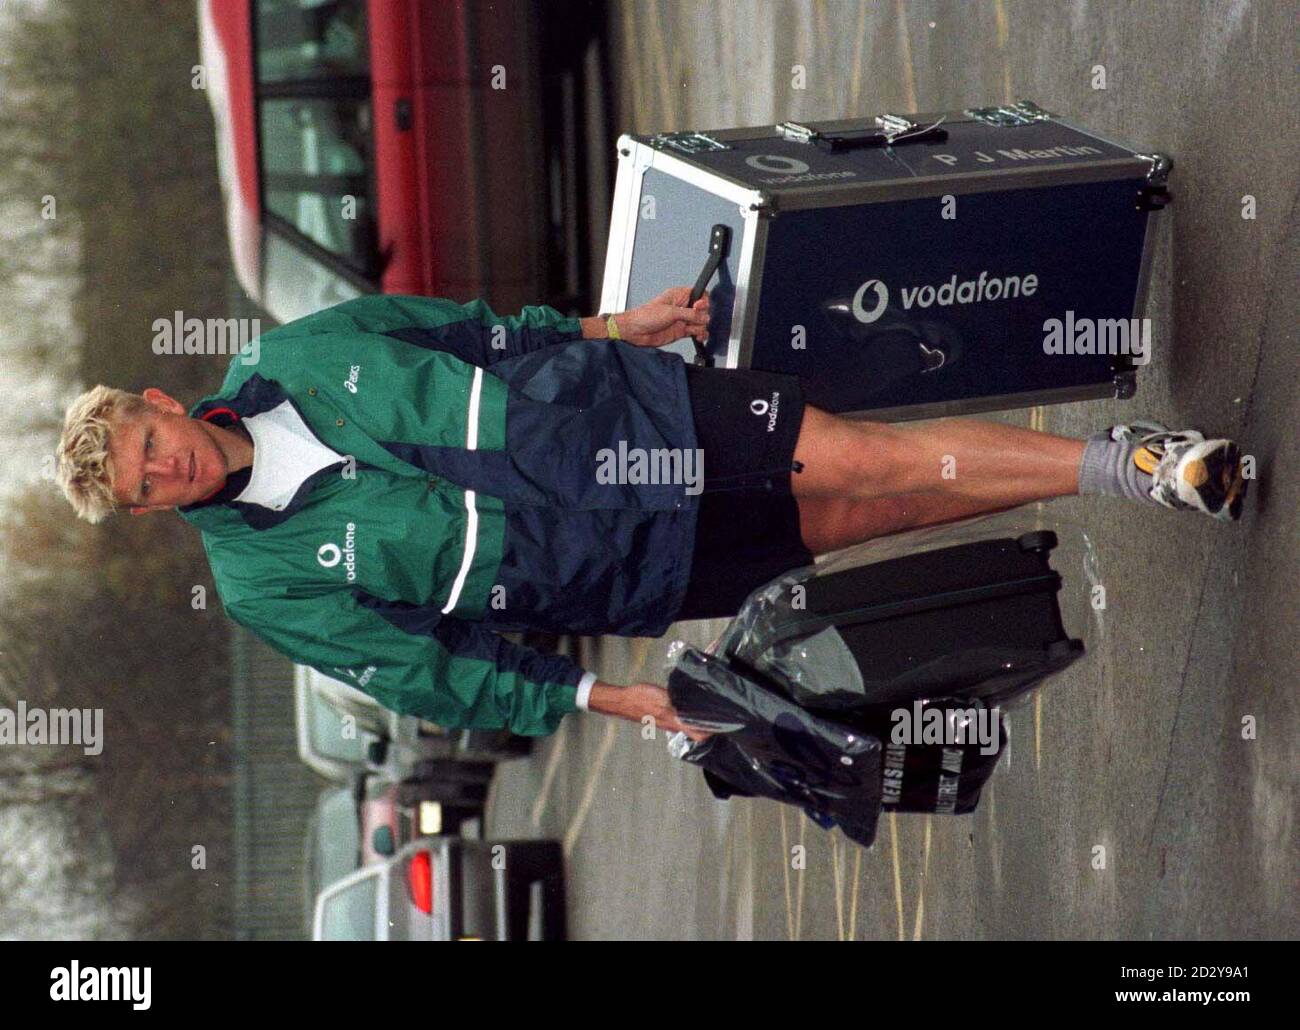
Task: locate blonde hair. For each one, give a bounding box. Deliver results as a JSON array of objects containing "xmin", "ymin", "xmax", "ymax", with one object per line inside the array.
[{"xmin": 56, "ymin": 385, "xmax": 151, "ymax": 524}]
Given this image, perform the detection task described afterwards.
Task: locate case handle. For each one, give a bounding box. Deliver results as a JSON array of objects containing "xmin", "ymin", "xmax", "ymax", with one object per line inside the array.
[
  {"xmin": 777, "ymin": 115, "xmax": 948, "ymax": 151},
  {"xmin": 687, "ymin": 224, "xmax": 730, "ymax": 366}
]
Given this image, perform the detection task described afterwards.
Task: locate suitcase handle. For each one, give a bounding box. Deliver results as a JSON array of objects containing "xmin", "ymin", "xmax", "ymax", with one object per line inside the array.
[
  {"xmin": 687, "ymin": 224, "xmax": 730, "ymax": 365},
  {"xmin": 778, "ymin": 116, "xmax": 948, "ymax": 152},
  {"xmin": 760, "ymin": 571, "xmax": 1062, "ymax": 650}
]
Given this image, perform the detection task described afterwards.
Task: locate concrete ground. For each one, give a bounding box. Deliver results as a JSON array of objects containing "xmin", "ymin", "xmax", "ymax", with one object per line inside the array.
[{"xmin": 486, "ymin": 0, "xmax": 1298, "ymax": 939}]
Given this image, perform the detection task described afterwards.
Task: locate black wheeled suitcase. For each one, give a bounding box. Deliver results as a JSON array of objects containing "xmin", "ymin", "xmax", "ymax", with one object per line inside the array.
[
  {"xmin": 667, "ymin": 530, "xmax": 1084, "ymax": 845},
  {"xmin": 601, "ymin": 101, "xmax": 1170, "ymax": 420},
  {"xmin": 722, "ymin": 530, "xmax": 1084, "ymax": 712}
]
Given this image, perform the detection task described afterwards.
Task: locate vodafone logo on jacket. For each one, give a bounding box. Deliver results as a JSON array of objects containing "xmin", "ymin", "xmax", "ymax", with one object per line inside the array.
[{"xmin": 317, "ymin": 522, "xmax": 359, "ymax": 581}]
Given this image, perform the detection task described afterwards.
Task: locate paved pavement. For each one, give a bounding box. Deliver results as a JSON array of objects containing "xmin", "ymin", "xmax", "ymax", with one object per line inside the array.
[{"xmin": 487, "ymin": 0, "xmax": 1298, "ymax": 939}]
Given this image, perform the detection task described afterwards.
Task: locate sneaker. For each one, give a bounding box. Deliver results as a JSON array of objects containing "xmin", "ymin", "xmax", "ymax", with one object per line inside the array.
[{"xmin": 1109, "ymin": 422, "xmax": 1248, "ymax": 521}]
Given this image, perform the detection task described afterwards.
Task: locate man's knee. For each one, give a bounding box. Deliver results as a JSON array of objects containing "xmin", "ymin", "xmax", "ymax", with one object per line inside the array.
[{"xmin": 798, "ymin": 493, "xmax": 925, "ymax": 553}]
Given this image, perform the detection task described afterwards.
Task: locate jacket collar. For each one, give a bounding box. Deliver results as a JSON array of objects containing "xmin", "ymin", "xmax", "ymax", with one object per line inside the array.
[{"xmin": 178, "ymin": 374, "xmax": 350, "ymax": 532}]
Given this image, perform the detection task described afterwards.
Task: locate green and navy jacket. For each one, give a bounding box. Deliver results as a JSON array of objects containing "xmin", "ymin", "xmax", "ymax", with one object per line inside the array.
[{"xmin": 178, "ymin": 295, "xmax": 701, "ymax": 735}]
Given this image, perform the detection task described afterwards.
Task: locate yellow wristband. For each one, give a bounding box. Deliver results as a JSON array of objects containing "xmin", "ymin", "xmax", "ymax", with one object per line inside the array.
[{"xmin": 605, "ymin": 313, "xmax": 621, "ymax": 340}]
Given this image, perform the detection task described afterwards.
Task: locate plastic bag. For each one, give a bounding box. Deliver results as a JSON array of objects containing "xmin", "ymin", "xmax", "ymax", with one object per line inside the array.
[{"xmin": 668, "ymin": 648, "xmax": 884, "ymax": 847}]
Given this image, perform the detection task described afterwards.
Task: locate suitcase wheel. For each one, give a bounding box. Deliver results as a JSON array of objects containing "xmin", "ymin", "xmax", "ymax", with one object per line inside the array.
[
  {"xmin": 1016, "ymin": 530, "xmax": 1058, "ymax": 554},
  {"xmin": 1048, "ymin": 638, "xmax": 1086, "ymax": 659}
]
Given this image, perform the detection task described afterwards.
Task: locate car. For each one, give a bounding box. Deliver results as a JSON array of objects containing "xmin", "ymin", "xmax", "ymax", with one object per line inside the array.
[
  {"xmin": 293, "ymin": 663, "xmax": 529, "ymax": 785},
  {"xmin": 303, "ymin": 770, "xmax": 484, "ymax": 934},
  {"xmin": 199, "ymin": 0, "xmax": 610, "ymax": 325},
  {"xmin": 362, "ymin": 767, "xmax": 487, "ymax": 854},
  {"xmin": 312, "ymin": 836, "xmax": 566, "ymax": 940},
  {"xmin": 294, "ymin": 665, "xmax": 540, "ymax": 841},
  {"xmin": 294, "ymin": 664, "xmax": 415, "ymax": 784}
]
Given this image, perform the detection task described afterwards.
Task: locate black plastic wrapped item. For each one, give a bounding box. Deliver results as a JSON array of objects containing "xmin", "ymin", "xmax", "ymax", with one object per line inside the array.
[
  {"xmin": 667, "ymin": 648, "xmax": 884, "ymax": 847},
  {"xmin": 857, "ymin": 698, "xmax": 1008, "ymax": 814}
]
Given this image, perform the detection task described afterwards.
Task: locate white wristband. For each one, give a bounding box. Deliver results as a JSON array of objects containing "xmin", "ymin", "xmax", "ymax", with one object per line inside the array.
[{"xmin": 575, "ymin": 671, "xmax": 597, "ymax": 711}]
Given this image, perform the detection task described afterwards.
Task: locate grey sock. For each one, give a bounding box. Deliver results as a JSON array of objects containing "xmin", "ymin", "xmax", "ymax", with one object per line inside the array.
[{"xmin": 1078, "ymin": 430, "xmax": 1155, "ymax": 503}]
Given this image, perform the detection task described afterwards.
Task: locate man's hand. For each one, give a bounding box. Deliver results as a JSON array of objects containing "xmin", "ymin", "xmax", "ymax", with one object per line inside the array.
[
  {"xmin": 587, "ymin": 680, "xmax": 713, "ymax": 742},
  {"xmin": 582, "ymin": 287, "xmax": 711, "ymax": 349}
]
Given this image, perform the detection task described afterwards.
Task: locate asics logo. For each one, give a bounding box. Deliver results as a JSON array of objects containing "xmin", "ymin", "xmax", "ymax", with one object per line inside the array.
[
  {"xmin": 334, "ymin": 664, "xmax": 377, "ymax": 688},
  {"xmin": 343, "ymin": 364, "xmax": 361, "ymax": 393}
]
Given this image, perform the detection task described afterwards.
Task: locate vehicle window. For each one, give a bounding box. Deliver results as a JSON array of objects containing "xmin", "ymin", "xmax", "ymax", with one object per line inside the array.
[
  {"xmin": 386, "ymin": 859, "xmax": 432, "ymax": 940},
  {"xmin": 262, "ymin": 229, "xmax": 362, "ymax": 324},
  {"xmin": 331, "ymin": 694, "xmax": 387, "ymax": 738},
  {"xmin": 254, "ymin": 0, "xmax": 368, "ymax": 83},
  {"xmin": 311, "ymin": 789, "xmax": 362, "ymax": 895},
  {"xmin": 259, "ymin": 96, "xmax": 376, "ymax": 269},
  {"xmin": 320, "ymin": 875, "xmax": 380, "ymax": 941},
  {"xmin": 313, "ymin": 674, "xmax": 389, "ymax": 737},
  {"xmin": 308, "ymin": 688, "xmax": 374, "ymax": 764},
  {"xmin": 253, "ymin": 0, "xmax": 377, "ymax": 277}
]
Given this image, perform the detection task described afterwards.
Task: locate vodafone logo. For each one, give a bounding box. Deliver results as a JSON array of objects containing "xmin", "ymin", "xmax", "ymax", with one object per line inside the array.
[
  {"xmin": 850, "ymin": 270, "xmax": 1039, "ymax": 324},
  {"xmin": 744, "ymin": 152, "xmax": 855, "ymax": 184},
  {"xmin": 750, "ymin": 392, "xmax": 781, "ymax": 431},
  {"xmin": 745, "ymin": 153, "xmax": 810, "ymax": 175},
  {"xmin": 317, "ymin": 522, "xmax": 358, "ymax": 582},
  {"xmin": 852, "ymin": 279, "xmax": 889, "ymax": 324}
]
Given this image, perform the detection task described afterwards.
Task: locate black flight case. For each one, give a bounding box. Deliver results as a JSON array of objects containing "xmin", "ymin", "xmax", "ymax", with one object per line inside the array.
[{"xmin": 600, "ymin": 100, "xmax": 1171, "ymax": 421}]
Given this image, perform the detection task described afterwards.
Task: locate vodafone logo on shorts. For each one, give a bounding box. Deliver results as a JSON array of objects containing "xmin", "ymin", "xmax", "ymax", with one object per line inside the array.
[{"xmin": 750, "ymin": 391, "xmax": 781, "ymax": 432}]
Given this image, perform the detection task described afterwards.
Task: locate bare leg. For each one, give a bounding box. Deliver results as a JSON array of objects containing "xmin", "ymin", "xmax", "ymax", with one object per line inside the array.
[
  {"xmin": 797, "ymin": 492, "xmax": 1026, "ymax": 555},
  {"xmin": 790, "ymin": 405, "xmax": 1085, "ymax": 508}
]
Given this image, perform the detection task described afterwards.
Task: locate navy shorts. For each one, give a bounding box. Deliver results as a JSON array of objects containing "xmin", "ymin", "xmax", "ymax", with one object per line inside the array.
[{"xmin": 674, "ymin": 365, "xmax": 815, "ymax": 621}]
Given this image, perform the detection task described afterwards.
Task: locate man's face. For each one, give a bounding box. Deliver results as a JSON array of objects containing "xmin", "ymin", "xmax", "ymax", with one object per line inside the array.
[{"xmin": 109, "ymin": 388, "xmax": 233, "ymax": 514}]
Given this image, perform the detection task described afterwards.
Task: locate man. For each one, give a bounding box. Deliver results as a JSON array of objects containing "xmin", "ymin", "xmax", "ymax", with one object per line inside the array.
[{"xmin": 56, "ymin": 289, "xmax": 1248, "ymax": 738}]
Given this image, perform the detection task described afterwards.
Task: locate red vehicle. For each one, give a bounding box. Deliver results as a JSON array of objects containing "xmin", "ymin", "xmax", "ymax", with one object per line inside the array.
[{"xmin": 199, "ymin": 0, "xmax": 609, "ymax": 324}]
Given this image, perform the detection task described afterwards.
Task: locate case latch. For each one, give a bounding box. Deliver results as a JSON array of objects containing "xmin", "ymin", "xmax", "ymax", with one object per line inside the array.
[
  {"xmin": 964, "ymin": 99, "xmax": 1054, "ymax": 126},
  {"xmin": 776, "ymin": 120, "xmax": 818, "ymax": 144},
  {"xmin": 1134, "ymin": 152, "xmax": 1173, "ymax": 209},
  {"xmin": 648, "ymin": 131, "xmax": 730, "ymax": 154}
]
